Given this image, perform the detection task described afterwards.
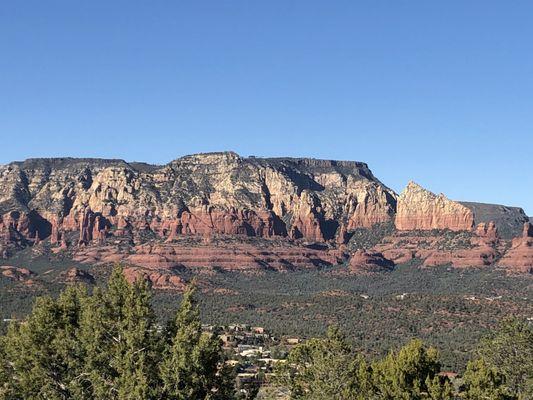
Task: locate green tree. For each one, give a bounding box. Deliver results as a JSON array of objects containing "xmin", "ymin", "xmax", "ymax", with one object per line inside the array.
[
  {"xmin": 462, "ymin": 358, "xmax": 515, "ymax": 400},
  {"xmin": 425, "ymin": 375, "xmax": 454, "ymax": 400},
  {"xmin": 160, "ymin": 283, "xmax": 235, "ymax": 400},
  {"xmin": 0, "ymin": 265, "xmax": 238, "ymax": 400},
  {"xmin": 79, "ymin": 266, "xmax": 158, "ymax": 399},
  {"xmin": 369, "ymin": 339, "xmax": 452, "ymax": 400},
  {"xmin": 0, "ymin": 326, "xmax": 16, "ymax": 399},
  {"xmin": 0, "ymin": 285, "xmax": 89, "ymax": 399},
  {"xmin": 78, "ymin": 286, "xmax": 116, "ymax": 398},
  {"xmin": 477, "ymin": 318, "xmax": 533, "ymax": 399},
  {"xmin": 276, "ymin": 326, "xmax": 364, "ymax": 400}
]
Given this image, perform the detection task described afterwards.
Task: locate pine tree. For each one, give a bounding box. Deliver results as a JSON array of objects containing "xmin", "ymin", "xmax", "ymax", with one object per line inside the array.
[
  {"xmin": 275, "ymin": 325, "xmax": 363, "ymax": 400},
  {"xmin": 116, "ymin": 277, "xmax": 158, "ymax": 399},
  {"xmin": 80, "ymin": 265, "xmax": 158, "ymax": 399},
  {"xmin": 462, "ymin": 358, "xmax": 516, "ymax": 400},
  {"xmin": 52, "ymin": 285, "xmax": 91, "ymax": 398},
  {"xmin": 369, "ymin": 339, "xmax": 451, "ymax": 400},
  {"xmin": 160, "ymin": 283, "xmax": 235, "ymax": 400},
  {"xmin": 425, "ymin": 375, "xmax": 454, "ymax": 400},
  {"xmin": 0, "ymin": 326, "xmax": 16, "ymax": 400},
  {"xmin": 476, "ymin": 318, "xmax": 533, "ymax": 399},
  {"xmin": 78, "ymin": 286, "xmax": 116, "ymax": 399},
  {"xmin": 0, "ymin": 286, "xmax": 89, "ymax": 399}
]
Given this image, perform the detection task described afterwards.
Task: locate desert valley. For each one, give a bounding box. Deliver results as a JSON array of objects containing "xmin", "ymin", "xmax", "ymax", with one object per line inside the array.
[{"xmin": 1, "ymin": 152, "xmax": 531, "ymax": 375}]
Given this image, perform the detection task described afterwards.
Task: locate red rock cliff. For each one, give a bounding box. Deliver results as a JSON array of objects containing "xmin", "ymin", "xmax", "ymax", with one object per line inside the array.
[
  {"xmin": 395, "ymin": 182, "xmax": 474, "ymax": 231},
  {"xmin": 498, "ymin": 223, "xmax": 533, "ymax": 273},
  {"xmin": 0, "ymin": 153, "xmax": 397, "ymax": 247}
]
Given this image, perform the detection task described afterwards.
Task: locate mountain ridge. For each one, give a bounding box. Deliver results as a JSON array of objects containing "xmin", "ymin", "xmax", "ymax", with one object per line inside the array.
[{"xmin": 0, "ymin": 152, "xmax": 531, "ymax": 283}]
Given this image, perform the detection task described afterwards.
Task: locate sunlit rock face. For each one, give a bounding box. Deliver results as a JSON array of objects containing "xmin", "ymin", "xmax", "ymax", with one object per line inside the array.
[
  {"xmin": 394, "ymin": 181, "xmax": 474, "ymax": 231},
  {"xmin": 0, "ymin": 153, "xmax": 397, "ymax": 246},
  {"xmin": 1, "ymin": 153, "xmax": 529, "ymax": 275}
]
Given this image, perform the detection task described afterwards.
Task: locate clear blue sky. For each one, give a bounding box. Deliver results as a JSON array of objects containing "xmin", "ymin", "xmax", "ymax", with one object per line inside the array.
[{"xmin": 1, "ymin": 1, "xmax": 532, "ymax": 214}]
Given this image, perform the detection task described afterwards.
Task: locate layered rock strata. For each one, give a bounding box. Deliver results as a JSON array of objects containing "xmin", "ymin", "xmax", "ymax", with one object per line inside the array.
[
  {"xmin": 72, "ymin": 240, "xmax": 345, "ymax": 272},
  {"xmin": 395, "ymin": 182, "xmax": 474, "ymax": 231},
  {"xmin": 498, "ymin": 223, "xmax": 533, "ymax": 273},
  {"xmin": 0, "ymin": 153, "xmax": 397, "ymax": 252},
  {"xmin": 371, "ymin": 222, "xmax": 502, "ymax": 268},
  {"xmin": 0, "ymin": 154, "xmax": 530, "ymax": 275}
]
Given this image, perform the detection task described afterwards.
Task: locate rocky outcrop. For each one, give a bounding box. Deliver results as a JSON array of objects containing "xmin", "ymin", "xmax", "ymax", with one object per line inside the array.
[
  {"xmin": 349, "ymin": 250, "xmax": 394, "ymax": 272},
  {"xmin": 344, "ymin": 181, "xmax": 397, "ymax": 229},
  {"xmin": 498, "ymin": 223, "xmax": 533, "ymax": 273},
  {"xmin": 0, "ymin": 266, "xmax": 35, "ymax": 282},
  {"xmin": 460, "ymin": 202, "xmax": 529, "ymax": 239},
  {"xmin": 373, "ymin": 225, "xmax": 502, "ymax": 268},
  {"xmin": 0, "ymin": 211, "xmax": 51, "ymax": 245},
  {"xmin": 475, "ymin": 221, "xmax": 499, "ymax": 243},
  {"xmin": 123, "ymin": 266, "xmax": 185, "ymax": 290},
  {"xmin": 421, "ymin": 245, "xmax": 498, "ymax": 268},
  {"xmin": 61, "ymin": 267, "xmax": 95, "ymax": 284},
  {"xmin": 524, "ymin": 222, "xmax": 533, "ymax": 237},
  {"xmin": 395, "ymin": 182, "xmax": 474, "ymax": 231}
]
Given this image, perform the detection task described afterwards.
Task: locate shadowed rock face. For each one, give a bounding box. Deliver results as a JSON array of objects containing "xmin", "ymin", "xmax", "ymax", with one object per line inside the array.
[
  {"xmin": 459, "ymin": 202, "xmax": 529, "ymax": 239},
  {"xmin": 498, "ymin": 223, "xmax": 533, "ymax": 273},
  {"xmin": 61, "ymin": 267, "xmax": 95, "ymax": 284},
  {"xmin": 348, "ymin": 250, "xmax": 395, "ymax": 272},
  {"xmin": 0, "ymin": 152, "xmax": 397, "ymax": 247}
]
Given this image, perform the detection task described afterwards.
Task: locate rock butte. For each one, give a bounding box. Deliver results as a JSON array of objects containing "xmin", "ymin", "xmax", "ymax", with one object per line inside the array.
[
  {"xmin": 395, "ymin": 181, "xmax": 474, "ymax": 231},
  {"xmin": 498, "ymin": 223, "xmax": 533, "ymax": 273},
  {"xmin": 61, "ymin": 267, "xmax": 95, "ymax": 284},
  {"xmin": 349, "ymin": 250, "xmax": 395, "ymax": 273},
  {"xmin": 0, "ymin": 152, "xmax": 530, "ymax": 281}
]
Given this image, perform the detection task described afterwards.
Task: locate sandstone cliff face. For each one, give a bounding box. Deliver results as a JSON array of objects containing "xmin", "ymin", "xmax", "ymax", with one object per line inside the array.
[
  {"xmin": 395, "ymin": 182, "xmax": 474, "ymax": 231},
  {"xmin": 0, "ymin": 153, "xmax": 397, "ymax": 249},
  {"xmin": 498, "ymin": 223, "xmax": 533, "ymax": 273},
  {"xmin": 370, "ymin": 221, "xmax": 505, "ymax": 269},
  {"xmin": 0, "ymin": 154, "xmax": 530, "ymax": 275}
]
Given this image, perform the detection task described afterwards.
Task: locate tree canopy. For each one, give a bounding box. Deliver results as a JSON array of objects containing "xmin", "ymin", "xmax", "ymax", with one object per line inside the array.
[
  {"xmin": 0, "ymin": 266, "xmax": 235, "ymax": 400},
  {"xmin": 0, "ymin": 266, "xmax": 531, "ymax": 400}
]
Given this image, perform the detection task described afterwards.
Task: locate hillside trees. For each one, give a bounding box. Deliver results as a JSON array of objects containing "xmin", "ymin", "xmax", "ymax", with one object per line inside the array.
[
  {"xmin": 467, "ymin": 318, "xmax": 533, "ymax": 400},
  {"xmin": 275, "ymin": 321, "xmax": 533, "ymax": 400},
  {"xmin": 368, "ymin": 339, "xmax": 453, "ymax": 399},
  {"xmin": 461, "ymin": 358, "xmax": 515, "ymax": 400},
  {"xmin": 0, "ymin": 266, "xmax": 235, "ymax": 400},
  {"xmin": 160, "ymin": 284, "xmax": 235, "ymax": 399},
  {"xmin": 275, "ymin": 326, "xmax": 365, "ymax": 399},
  {"xmin": 0, "ymin": 265, "xmax": 531, "ymax": 400},
  {"xmin": 276, "ymin": 334, "xmax": 454, "ymax": 400}
]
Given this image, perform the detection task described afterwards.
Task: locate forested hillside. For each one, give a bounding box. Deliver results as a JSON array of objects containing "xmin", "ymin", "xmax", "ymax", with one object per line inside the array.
[{"xmin": 1, "ymin": 268, "xmax": 531, "ymax": 399}]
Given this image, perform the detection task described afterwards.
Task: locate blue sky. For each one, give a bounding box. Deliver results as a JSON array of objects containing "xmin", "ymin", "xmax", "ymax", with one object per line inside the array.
[{"xmin": 1, "ymin": 1, "xmax": 532, "ymax": 214}]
